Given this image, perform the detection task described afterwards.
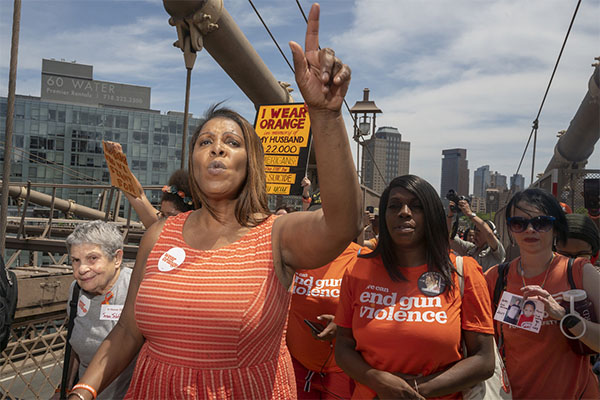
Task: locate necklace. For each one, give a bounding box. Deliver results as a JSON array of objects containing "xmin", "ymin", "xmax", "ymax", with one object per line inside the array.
[{"xmin": 519, "ymin": 253, "xmax": 554, "ymax": 288}]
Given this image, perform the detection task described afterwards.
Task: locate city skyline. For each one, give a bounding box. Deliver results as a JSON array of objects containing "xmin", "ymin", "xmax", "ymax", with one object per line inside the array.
[
  {"xmin": 361, "ymin": 126, "xmax": 410, "ymax": 193},
  {"xmin": 1, "ymin": 0, "xmax": 599, "ymax": 194}
]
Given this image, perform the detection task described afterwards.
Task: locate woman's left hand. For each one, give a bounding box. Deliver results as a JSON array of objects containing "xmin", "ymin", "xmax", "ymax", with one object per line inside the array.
[
  {"xmin": 313, "ymin": 314, "xmax": 336, "ymax": 341},
  {"xmin": 289, "ymin": 4, "xmax": 351, "ymax": 112},
  {"xmin": 521, "ymin": 285, "xmax": 566, "ymax": 320}
]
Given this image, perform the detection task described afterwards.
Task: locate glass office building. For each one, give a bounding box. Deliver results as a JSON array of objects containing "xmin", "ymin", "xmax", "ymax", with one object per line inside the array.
[{"xmin": 0, "ymin": 59, "xmax": 201, "ymax": 214}]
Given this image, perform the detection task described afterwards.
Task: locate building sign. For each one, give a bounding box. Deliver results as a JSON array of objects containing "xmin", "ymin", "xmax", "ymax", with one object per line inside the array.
[
  {"xmin": 102, "ymin": 141, "xmax": 139, "ymax": 198},
  {"xmin": 40, "ymin": 59, "xmax": 150, "ymax": 109},
  {"xmin": 254, "ymin": 103, "xmax": 311, "ymax": 196}
]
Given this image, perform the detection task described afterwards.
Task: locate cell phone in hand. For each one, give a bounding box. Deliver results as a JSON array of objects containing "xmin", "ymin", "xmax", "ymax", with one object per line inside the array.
[{"xmin": 304, "ymin": 319, "xmax": 325, "ymax": 334}]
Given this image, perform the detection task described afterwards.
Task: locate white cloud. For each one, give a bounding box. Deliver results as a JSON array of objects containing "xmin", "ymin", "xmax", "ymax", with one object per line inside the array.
[
  {"xmin": 1, "ymin": 0, "xmax": 598, "ymax": 194},
  {"xmin": 330, "ymin": 0, "xmax": 599, "ymax": 190}
]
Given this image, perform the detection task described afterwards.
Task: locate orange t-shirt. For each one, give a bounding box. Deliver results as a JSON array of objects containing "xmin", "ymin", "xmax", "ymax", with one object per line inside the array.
[
  {"xmin": 287, "ymin": 242, "xmax": 364, "ymax": 372},
  {"xmin": 485, "ymin": 255, "xmax": 599, "ymax": 399},
  {"xmin": 336, "ymin": 253, "xmax": 494, "ymax": 399}
]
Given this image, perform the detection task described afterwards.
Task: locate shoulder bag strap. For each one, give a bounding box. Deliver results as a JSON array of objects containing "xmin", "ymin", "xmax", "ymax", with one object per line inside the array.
[
  {"xmin": 60, "ymin": 283, "xmax": 80, "ymax": 400},
  {"xmin": 492, "ymin": 262, "xmax": 510, "ymax": 362},
  {"xmin": 456, "ymin": 256, "xmax": 464, "ymax": 297},
  {"xmin": 493, "ymin": 262, "xmax": 510, "ymax": 310},
  {"xmin": 566, "ymin": 257, "xmax": 576, "ymax": 289}
]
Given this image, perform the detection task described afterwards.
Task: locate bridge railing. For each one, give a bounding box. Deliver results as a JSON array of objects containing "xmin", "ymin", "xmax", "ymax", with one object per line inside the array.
[{"xmin": 1, "ymin": 311, "xmax": 68, "ymax": 400}]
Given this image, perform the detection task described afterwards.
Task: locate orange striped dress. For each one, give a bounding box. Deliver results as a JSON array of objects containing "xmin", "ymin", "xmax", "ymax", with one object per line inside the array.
[{"xmin": 125, "ymin": 212, "xmax": 296, "ymax": 399}]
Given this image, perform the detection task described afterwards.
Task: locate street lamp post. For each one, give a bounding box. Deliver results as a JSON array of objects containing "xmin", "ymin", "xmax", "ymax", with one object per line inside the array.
[{"xmin": 350, "ymin": 88, "xmax": 382, "ymax": 184}]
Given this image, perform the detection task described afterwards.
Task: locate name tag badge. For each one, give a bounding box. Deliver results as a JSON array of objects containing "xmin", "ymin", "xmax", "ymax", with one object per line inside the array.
[{"xmin": 100, "ymin": 304, "xmax": 124, "ymax": 321}]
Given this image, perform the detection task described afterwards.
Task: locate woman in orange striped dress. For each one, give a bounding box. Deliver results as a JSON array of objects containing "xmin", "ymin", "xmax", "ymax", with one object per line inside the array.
[{"xmin": 67, "ymin": 4, "xmax": 362, "ymax": 400}]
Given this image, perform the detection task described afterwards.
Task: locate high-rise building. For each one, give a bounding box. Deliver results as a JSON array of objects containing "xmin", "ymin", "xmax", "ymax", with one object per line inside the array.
[
  {"xmin": 473, "ymin": 165, "xmax": 490, "ymax": 198},
  {"xmin": 490, "ymin": 171, "xmax": 507, "ymax": 190},
  {"xmin": 0, "ymin": 59, "xmax": 201, "ymax": 211},
  {"xmin": 470, "ymin": 196, "xmax": 486, "ymax": 214},
  {"xmin": 510, "ymin": 173, "xmax": 526, "ymax": 193},
  {"xmin": 361, "ymin": 126, "xmax": 410, "ymax": 194},
  {"xmin": 486, "ymin": 188, "xmax": 501, "ymax": 214},
  {"xmin": 441, "ymin": 148, "xmax": 469, "ymax": 198}
]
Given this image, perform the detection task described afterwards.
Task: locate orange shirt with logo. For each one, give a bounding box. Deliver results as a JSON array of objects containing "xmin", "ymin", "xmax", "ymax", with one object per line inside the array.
[
  {"xmin": 336, "ymin": 253, "xmax": 494, "ymax": 399},
  {"xmin": 485, "ymin": 255, "xmax": 599, "ymax": 399},
  {"xmin": 287, "ymin": 242, "xmax": 364, "ymax": 372}
]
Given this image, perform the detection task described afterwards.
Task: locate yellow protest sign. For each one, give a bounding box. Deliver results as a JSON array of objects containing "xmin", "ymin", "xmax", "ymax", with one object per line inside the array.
[
  {"xmin": 255, "ymin": 103, "xmax": 312, "ymax": 196},
  {"xmin": 102, "ymin": 141, "xmax": 140, "ymax": 198},
  {"xmin": 267, "ymin": 184, "xmax": 291, "ymax": 195}
]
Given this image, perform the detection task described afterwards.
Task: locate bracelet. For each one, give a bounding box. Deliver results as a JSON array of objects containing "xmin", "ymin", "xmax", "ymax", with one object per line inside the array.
[
  {"xmin": 414, "ymin": 378, "xmax": 419, "ymax": 394},
  {"xmin": 72, "ymin": 384, "xmax": 97, "ymax": 400},
  {"xmin": 69, "ymin": 392, "xmax": 85, "ymax": 400},
  {"xmin": 302, "ymin": 197, "xmax": 312, "ymax": 204}
]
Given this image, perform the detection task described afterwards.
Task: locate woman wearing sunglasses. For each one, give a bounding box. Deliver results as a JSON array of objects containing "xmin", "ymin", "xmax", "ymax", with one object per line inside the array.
[{"xmin": 485, "ymin": 188, "xmax": 599, "ymax": 399}]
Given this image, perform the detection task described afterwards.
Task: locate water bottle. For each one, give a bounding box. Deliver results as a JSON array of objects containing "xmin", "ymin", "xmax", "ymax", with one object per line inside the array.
[{"xmin": 560, "ymin": 289, "xmax": 597, "ymax": 355}]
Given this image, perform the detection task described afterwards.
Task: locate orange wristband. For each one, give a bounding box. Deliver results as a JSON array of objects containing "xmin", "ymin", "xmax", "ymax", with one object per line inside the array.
[{"xmin": 72, "ymin": 383, "xmax": 97, "ymax": 400}]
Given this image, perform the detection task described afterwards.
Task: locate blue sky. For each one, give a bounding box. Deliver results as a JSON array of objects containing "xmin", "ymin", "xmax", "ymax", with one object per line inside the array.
[{"xmin": 1, "ymin": 0, "xmax": 598, "ymax": 193}]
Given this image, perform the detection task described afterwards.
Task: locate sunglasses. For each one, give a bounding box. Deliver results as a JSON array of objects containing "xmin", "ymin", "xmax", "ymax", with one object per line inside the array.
[{"xmin": 507, "ymin": 216, "xmax": 556, "ymax": 233}]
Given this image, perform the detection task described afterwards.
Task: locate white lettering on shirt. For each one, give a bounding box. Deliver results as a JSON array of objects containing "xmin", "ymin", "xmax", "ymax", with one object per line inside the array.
[
  {"xmin": 357, "ymin": 288, "xmax": 447, "ymax": 324},
  {"xmin": 292, "ymin": 273, "xmax": 342, "ymax": 298}
]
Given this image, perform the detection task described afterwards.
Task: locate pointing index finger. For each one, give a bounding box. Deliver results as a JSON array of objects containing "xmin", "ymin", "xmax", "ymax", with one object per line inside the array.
[{"xmin": 304, "ymin": 3, "xmax": 320, "ymax": 52}]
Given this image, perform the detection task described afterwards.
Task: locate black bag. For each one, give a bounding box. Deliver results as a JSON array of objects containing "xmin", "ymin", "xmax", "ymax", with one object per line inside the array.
[
  {"xmin": 60, "ymin": 282, "xmax": 80, "ymax": 400},
  {"xmin": 0, "ymin": 255, "xmax": 18, "ymax": 353}
]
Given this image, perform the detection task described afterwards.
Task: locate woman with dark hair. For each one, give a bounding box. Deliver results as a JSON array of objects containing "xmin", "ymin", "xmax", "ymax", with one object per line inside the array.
[
  {"xmin": 335, "ymin": 175, "xmax": 495, "ymax": 399},
  {"xmin": 555, "ymin": 213, "xmax": 600, "ymax": 265},
  {"xmin": 67, "ymin": 5, "xmax": 362, "ymax": 400},
  {"xmin": 158, "ymin": 169, "xmax": 194, "ymax": 218},
  {"xmin": 485, "ymin": 188, "xmax": 599, "ymax": 399}
]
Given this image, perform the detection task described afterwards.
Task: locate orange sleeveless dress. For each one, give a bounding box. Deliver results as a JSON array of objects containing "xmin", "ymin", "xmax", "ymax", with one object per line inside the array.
[{"xmin": 125, "ymin": 212, "xmax": 296, "ymax": 399}]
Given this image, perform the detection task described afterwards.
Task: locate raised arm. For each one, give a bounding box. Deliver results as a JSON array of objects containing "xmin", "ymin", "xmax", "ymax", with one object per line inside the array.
[
  {"xmin": 273, "ymin": 3, "xmax": 362, "ymax": 276},
  {"xmin": 67, "ymin": 221, "xmax": 163, "ymax": 400},
  {"xmin": 122, "ymin": 180, "xmax": 158, "ymax": 229},
  {"xmin": 458, "ymin": 200, "xmax": 499, "ymax": 252},
  {"xmin": 104, "ymin": 141, "xmax": 159, "ymax": 228}
]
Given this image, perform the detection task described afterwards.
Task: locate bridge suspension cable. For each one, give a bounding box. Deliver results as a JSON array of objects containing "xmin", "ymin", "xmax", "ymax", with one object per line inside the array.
[{"xmin": 515, "ymin": 0, "xmax": 582, "ymax": 184}]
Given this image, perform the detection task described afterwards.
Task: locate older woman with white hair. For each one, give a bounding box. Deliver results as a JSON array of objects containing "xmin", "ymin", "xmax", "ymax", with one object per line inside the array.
[{"xmin": 61, "ymin": 220, "xmax": 136, "ymax": 399}]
